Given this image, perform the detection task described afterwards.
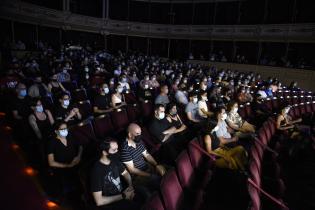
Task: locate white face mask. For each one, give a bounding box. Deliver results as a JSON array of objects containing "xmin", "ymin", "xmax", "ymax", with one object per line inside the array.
[
  {"xmin": 117, "ymin": 88, "xmax": 123, "ymax": 93},
  {"xmin": 193, "ymin": 97, "xmax": 198, "ymax": 104},
  {"xmin": 36, "ymin": 105, "xmax": 44, "ymax": 113},
  {"xmin": 63, "ymin": 99, "xmax": 70, "ymax": 107},
  {"xmin": 221, "ymin": 113, "xmax": 227, "ymax": 120},
  {"xmin": 211, "ymin": 126, "xmax": 219, "ymax": 133},
  {"xmin": 233, "ymin": 107, "xmax": 238, "ymax": 113},
  {"xmin": 59, "ymin": 129, "xmax": 68, "ymax": 137},
  {"xmin": 104, "ymin": 88, "xmax": 109, "ymax": 94},
  {"xmin": 285, "ymin": 108, "xmax": 290, "ymax": 114},
  {"xmin": 158, "ymin": 112, "xmax": 165, "ymax": 120},
  {"xmin": 144, "ymin": 84, "xmax": 149, "ymax": 89},
  {"xmin": 202, "ymin": 96, "xmax": 208, "ymax": 101}
]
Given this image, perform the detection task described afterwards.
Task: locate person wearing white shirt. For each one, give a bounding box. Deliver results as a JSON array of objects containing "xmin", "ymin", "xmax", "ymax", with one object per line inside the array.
[{"xmin": 198, "ymin": 90, "xmax": 213, "ymax": 119}]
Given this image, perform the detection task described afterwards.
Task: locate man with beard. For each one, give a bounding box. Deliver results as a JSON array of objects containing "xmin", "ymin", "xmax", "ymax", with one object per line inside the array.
[{"xmin": 90, "ymin": 139, "xmax": 140, "ymax": 210}]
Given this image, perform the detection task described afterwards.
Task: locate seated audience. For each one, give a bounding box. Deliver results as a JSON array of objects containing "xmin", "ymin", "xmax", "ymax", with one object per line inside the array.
[
  {"xmin": 226, "ymin": 101, "xmax": 255, "ymax": 134},
  {"xmin": 111, "ymin": 84, "xmax": 126, "ymax": 109},
  {"xmin": 47, "ymin": 121, "xmax": 83, "ymax": 197},
  {"xmin": 154, "ymin": 84, "xmax": 170, "ymax": 105},
  {"xmin": 55, "ymin": 93, "xmax": 82, "ymax": 125},
  {"xmin": 203, "ymin": 120, "xmax": 248, "ymax": 171},
  {"xmin": 121, "ymin": 123, "xmax": 166, "ymax": 197},
  {"xmin": 28, "ymin": 75, "xmax": 49, "ymax": 98},
  {"xmin": 198, "ymin": 90, "xmax": 213, "ymax": 119},
  {"xmin": 185, "ymin": 92, "xmax": 202, "ymax": 124},
  {"xmin": 93, "ymin": 83, "xmax": 113, "ymax": 115},
  {"xmin": 90, "ymin": 139, "xmax": 141, "ymax": 210}
]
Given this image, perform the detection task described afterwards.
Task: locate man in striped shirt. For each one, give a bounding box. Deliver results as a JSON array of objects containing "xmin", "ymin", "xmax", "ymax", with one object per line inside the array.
[{"xmin": 120, "ymin": 123, "xmax": 166, "ymax": 197}]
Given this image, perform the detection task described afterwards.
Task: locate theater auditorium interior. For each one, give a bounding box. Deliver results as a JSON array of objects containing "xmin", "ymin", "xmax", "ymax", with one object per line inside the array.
[{"xmin": 0, "ymin": 0, "xmax": 315, "ymax": 210}]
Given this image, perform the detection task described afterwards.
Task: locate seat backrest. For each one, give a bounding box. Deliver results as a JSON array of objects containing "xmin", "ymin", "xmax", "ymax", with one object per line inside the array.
[
  {"xmin": 143, "ymin": 192, "xmax": 165, "ymax": 210},
  {"xmin": 110, "ymin": 108, "xmax": 129, "ymax": 131},
  {"xmin": 77, "ymin": 100, "xmax": 93, "ymax": 119},
  {"xmin": 93, "ymin": 114, "xmax": 114, "ymax": 138},
  {"xmin": 141, "ymin": 101, "xmax": 154, "ymax": 119},
  {"xmin": 69, "ymin": 118, "xmax": 96, "ymax": 145},
  {"xmin": 160, "ymin": 169, "xmax": 184, "ymax": 210},
  {"xmin": 188, "ymin": 138, "xmax": 203, "ymax": 169},
  {"xmin": 126, "ymin": 104, "xmax": 141, "ymax": 123},
  {"xmin": 176, "ymin": 150, "xmax": 195, "ymax": 189},
  {"xmin": 73, "ymin": 88, "xmax": 88, "ymax": 101},
  {"xmin": 249, "ymin": 160, "xmax": 261, "ymax": 187},
  {"xmin": 248, "ymin": 184, "xmax": 261, "ymax": 210}
]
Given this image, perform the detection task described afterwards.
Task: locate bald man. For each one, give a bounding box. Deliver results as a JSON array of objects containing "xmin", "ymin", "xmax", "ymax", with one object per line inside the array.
[{"xmin": 120, "ymin": 123, "xmax": 165, "ymax": 196}]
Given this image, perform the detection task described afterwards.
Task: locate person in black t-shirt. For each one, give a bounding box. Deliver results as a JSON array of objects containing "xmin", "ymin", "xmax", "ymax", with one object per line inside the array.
[
  {"xmin": 11, "ymin": 83, "xmax": 31, "ymax": 120},
  {"xmin": 90, "ymin": 139, "xmax": 140, "ymax": 210},
  {"xmin": 93, "ymin": 83, "xmax": 113, "ymax": 115},
  {"xmin": 149, "ymin": 104, "xmax": 180, "ymax": 165},
  {"xmin": 55, "ymin": 93, "xmax": 82, "ymax": 125},
  {"xmin": 47, "ymin": 121, "xmax": 83, "ymax": 197}
]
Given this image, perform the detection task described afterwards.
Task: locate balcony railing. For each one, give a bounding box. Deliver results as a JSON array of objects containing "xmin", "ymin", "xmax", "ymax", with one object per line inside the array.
[{"xmin": 1, "ymin": 0, "xmax": 314, "ymax": 42}]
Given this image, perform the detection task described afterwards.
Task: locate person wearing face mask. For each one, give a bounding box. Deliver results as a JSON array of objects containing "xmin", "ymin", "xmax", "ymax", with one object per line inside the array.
[
  {"xmin": 150, "ymin": 75, "xmax": 160, "ymax": 88},
  {"xmin": 185, "ymin": 92, "xmax": 202, "ymax": 124},
  {"xmin": 198, "ymin": 90, "xmax": 213, "ymax": 119},
  {"xmin": 93, "ymin": 83, "xmax": 113, "ymax": 115},
  {"xmin": 47, "ymin": 121, "xmax": 83, "ymax": 198},
  {"xmin": 154, "ymin": 85, "xmax": 170, "ymax": 106},
  {"xmin": 214, "ymin": 107, "xmax": 239, "ymax": 147},
  {"xmin": 28, "ymin": 75, "xmax": 49, "ymax": 98},
  {"xmin": 11, "ymin": 83, "xmax": 32, "ymax": 120},
  {"xmin": 48, "ymin": 74, "xmax": 67, "ymax": 100},
  {"xmin": 203, "ymin": 120, "xmax": 247, "ymax": 171},
  {"xmin": 175, "ymin": 83, "xmax": 189, "ymax": 105},
  {"xmin": 90, "ymin": 139, "xmax": 141, "ymax": 210},
  {"xmin": 111, "ymin": 84, "xmax": 126, "ymax": 109},
  {"xmin": 139, "ymin": 74, "xmax": 152, "ymax": 90},
  {"xmin": 55, "ymin": 93, "xmax": 82, "ymax": 125},
  {"xmin": 138, "ymin": 80, "xmax": 154, "ymax": 102},
  {"xmin": 118, "ymin": 75, "xmax": 130, "ymax": 92},
  {"xmin": 149, "ymin": 104, "xmax": 180, "ymax": 164},
  {"xmin": 265, "ymin": 85, "xmax": 273, "ymax": 97},
  {"xmin": 29, "ymin": 98, "xmax": 54, "ymax": 141},
  {"xmin": 226, "ymin": 101, "xmax": 255, "ymax": 134},
  {"xmin": 28, "ymin": 98, "xmax": 54, "ymax": 165},
  {"xmin": 276, "ymin": 106, "xmax": 302, "ymax": 135},
  {"xmin": 121, "ymin": 123, "xmax": 165, "ymax": 197}
]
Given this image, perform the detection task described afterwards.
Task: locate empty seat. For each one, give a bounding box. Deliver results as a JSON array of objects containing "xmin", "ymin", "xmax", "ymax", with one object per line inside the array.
[
  {"xmin": 72, "ymin": 88, "xmax": 88, "ymax": 101},
  {"xmin": 176, "ymin": 151, "xmax": 196, "ymax": 191},
  {"xmin": 77, "ymin": 100, "xmax": 93, "ymax": 119},
  {"xmin": 93, "ymin": 114, "xmax": 114, "ymax": 139},
  {"xmin": 69, "ymin": 118, "xmax": 96, "ymax": 146},
  {"xmin": 141, "ymin": 100, "xmax": 154, "ymax": 120},
  {"xmin": 124, "ymin": 91, "xmax": 137, "ymax": 104},
  {"xmin": 110, "ymin": 108, "xmax": 129, "ymax": 133},
  {"xmin": 248, "ymin": 183, "xmax": 261, "ymax": 210},
  {"xmin": 126, "ymin": 104, "xmax": 141, "ymax": 123}
]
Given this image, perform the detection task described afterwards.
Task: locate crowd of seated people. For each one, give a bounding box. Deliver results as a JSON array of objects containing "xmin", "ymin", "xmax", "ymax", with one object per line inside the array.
[{"xmin": 1, "ymin": 43, "xmax": 314, "ymax": 210}]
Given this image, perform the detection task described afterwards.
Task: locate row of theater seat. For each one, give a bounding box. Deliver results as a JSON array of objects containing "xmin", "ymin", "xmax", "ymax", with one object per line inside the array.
[{"xmin": 248, "ymin": 93, "xmax": 315, "ymax": 210}]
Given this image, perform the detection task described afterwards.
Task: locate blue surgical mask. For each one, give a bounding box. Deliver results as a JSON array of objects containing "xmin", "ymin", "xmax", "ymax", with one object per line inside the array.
[
  {"xmin": 59, "ymin": 129, "xmax": 68, "ymax": 137},
  {"xmin": 63, "ymin": 99, "xmax": 70, "ymax": 107},
  {"xmin": 20, "ymin": 89, "xmax": 27, "ymax": 97},
  {"xmin": 36, "ymin": 105, "xmax": 44, "ymax": 113}
]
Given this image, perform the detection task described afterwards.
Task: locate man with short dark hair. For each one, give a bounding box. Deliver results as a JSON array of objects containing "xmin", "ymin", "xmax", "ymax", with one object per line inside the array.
[
  {"xmin": 90, "ymin": 140, "xmax": 140, "ymax": 210},
  {"xmin": 149, "ymin": 104, "xmax": 181, "ymax": 165}
]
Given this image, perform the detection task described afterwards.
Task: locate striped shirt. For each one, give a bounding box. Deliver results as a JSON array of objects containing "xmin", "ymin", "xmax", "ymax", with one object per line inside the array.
[{"xmin": 120, "ymin": 140, "xmax": 148, "ymax": 171}]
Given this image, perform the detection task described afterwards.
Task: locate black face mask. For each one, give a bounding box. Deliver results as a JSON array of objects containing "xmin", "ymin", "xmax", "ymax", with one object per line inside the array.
[
  {"xmin": 134, "ymin": 135, "xmax": 142, "ymax": 143},
  {"xmin": 108, "ymin": 153, "xmax": 120, "ymax": 162}
]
